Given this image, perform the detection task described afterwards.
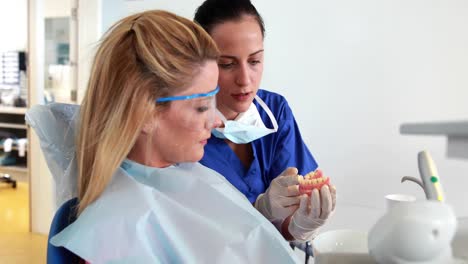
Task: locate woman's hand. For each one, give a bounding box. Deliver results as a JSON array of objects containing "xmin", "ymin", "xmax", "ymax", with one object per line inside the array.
[
  {"xmin": 286, "ymin": 185, "xmax": 337, "ymax": 242},
  {"xmin": 254, "ymin": 167, "xmax": 301, "ymax": 225}
]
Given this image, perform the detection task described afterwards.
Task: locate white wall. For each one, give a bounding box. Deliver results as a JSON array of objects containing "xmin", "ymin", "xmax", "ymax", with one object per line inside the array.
[
  {"xmin": 85, "ymin": 0, "xmax": 468, "ymax": 230},
  {"xmin": 44, "ymin": 0, "xmax": 70, "ymax": 17},
  {"xmin": 0, "ymin": 1, "xmax": 28, "ymax": 52},
  {"xmin": 28, "ymin": 0, "xmax": 56, "ymax": 235},
  {"xmin": 256, "ymin": 0, "xmax": 468, "ymax": 229},
  {"xmin": 28, "ymin": 0, "xmax": 71, "ymax": 234},
  {"xmin": 77, "ymin": 0, "xmax": 101, "ymax": 103},
  {"xmin": 101, "ymin": 0, "xmax": 199, "ymax": 32},
  {"xmin": 260, "ymin": 0, "xmax": 468, "ymax": 215}
]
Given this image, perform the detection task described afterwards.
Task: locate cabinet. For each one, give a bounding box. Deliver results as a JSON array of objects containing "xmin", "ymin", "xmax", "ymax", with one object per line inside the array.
[{"xmin": 0, "ymin": 106, "xmax": 28, "ymax": 185}]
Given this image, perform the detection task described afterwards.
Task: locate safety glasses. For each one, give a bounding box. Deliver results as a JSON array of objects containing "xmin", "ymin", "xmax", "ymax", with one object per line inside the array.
[
  {"xmin": 156, "ymin": 86, "xmax": 219, "ymax": 103},
  {"xmin": 156, "ymin": 86, "xmax": 220, "ymax": 131}
]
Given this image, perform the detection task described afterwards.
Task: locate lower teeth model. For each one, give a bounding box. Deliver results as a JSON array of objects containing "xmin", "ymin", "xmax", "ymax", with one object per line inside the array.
[{"xmin": 298, "ymin": 169, "xmax": 330, "ymax": 195}]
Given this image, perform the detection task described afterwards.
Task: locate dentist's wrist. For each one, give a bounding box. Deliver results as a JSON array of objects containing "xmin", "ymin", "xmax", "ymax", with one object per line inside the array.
[
  {"xmin": 281, "ymin": 215, "xmax": 295, "ymax": 241},
  {"xmin": 256, "ymin": 193, "xmax": 285, "ymax": 233},
  {"xmin": 287, "ymin": 215, "xmax": 319, "ymax": 242},
  {"xmin": 255, "ymin": 193, "xmax": 274, "ymax": 220}
]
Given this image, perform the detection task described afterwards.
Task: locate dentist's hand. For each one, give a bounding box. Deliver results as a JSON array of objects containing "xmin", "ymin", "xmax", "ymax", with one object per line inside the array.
[
  {"xmin": 254, "ymin": 167, "xmax": 301, "ymax": 226},
  {"xmin": 287, "ymin": 185, "xmax": 337, "ymax": 242}
]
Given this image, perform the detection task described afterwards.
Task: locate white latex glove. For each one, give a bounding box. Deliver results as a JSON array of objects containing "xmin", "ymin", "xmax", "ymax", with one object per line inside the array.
[
  {"xmin": 288, "ymin": 184, "xmax": 337, "ymax": 242},
  {"xmin": 254, "ymin": 167, "xmax": 301, "ymax": 228}
]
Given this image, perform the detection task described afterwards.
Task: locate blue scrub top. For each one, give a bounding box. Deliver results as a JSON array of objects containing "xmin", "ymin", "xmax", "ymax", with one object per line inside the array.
[{"xmin": 200, "ymin": 89, "xmax": 318, "ymax": 203}]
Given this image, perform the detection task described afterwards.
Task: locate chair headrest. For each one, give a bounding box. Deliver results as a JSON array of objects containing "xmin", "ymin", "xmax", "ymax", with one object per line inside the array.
[{"xmin": 26, "ymin": 103, "xmax": 80, "ymax": 207}]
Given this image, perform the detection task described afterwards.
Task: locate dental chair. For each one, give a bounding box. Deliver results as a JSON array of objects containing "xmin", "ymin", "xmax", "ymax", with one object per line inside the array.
[
  {"xmin": 24, "ymin": 104, "xmax": 82, "ymax": 262},
  {"xmin": 30, "ymin": 103, "xmax": 314, "ymax": 263},
  {"xmin": 47, "ymin": 197, "xmax": 83, "ymax": 264}
]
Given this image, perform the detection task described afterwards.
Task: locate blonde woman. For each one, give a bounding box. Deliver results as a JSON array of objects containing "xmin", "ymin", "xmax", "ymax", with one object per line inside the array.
[{"xmin": 29, "ymin": 10, "xmax": 300, "ymax": 264}]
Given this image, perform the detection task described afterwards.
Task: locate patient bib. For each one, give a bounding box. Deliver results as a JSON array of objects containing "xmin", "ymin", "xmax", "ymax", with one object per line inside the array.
[{"xmin": 50, "ymin": 162, "xmax": 299, "ymax": 264}]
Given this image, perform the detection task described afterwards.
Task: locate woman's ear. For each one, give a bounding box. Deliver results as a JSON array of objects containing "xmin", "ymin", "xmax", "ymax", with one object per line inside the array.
[
  {"xmin": 141, "ymin": 121, "xmax": 153, "ymax": 134},
  {"xmin": 141, "ymin": 111, "xmax": 160, "ymax": 134}
]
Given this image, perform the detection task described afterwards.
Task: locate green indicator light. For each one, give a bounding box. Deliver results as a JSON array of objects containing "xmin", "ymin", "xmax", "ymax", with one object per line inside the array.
[{"xmin": 430, "ymin": 176, "xmax": 438, "ymax": 183}]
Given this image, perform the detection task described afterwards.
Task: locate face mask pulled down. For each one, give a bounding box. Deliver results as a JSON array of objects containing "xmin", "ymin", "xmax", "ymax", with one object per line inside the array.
[{"xmin": 212, "ymin": 95, "xmax": 278, "ymax": 144}]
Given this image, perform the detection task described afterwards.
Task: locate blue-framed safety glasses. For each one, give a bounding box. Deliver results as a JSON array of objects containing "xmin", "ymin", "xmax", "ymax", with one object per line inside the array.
[
  {"xmin": 156, "ymin": 86, "xmax": 219, "ymax": 131},
  {"xmin": 156, "ymin": 86, "xmax": 219, "ymax": 103}
]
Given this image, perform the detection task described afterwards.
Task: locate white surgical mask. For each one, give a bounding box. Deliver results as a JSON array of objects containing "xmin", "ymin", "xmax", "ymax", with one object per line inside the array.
[{"xmin": 212, "ymin": 95, "xmax": 278, "ymax": 144}]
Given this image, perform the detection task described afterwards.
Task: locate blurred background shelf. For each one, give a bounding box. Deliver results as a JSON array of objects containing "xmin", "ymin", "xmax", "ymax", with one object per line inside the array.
[
  {"xmin": 0, "ymin": 108, "xmax": 28, "ymax": 183},
  {"xmin": 0, "ymin": 145, "xmax": 26, "ymax": 152},
  {"xmin": 0, "ymin": 165, "xmax": 27, "ymax": 174},
  {"xmin": 0, "ymin": 122, "xmax": 27, "ymax": 129},
  {"xmin": 0, "ymin": 165, "xmax": 27, "ymax": 182},
  {"xmin": 0, "ymin": 106, "xmax": 27, "ymax": 115}
]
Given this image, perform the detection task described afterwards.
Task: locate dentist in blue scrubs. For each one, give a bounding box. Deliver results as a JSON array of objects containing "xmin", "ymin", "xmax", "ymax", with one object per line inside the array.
[{"xmin": 195, "ymin": 0, "xmax": 337, "ymax": 242}]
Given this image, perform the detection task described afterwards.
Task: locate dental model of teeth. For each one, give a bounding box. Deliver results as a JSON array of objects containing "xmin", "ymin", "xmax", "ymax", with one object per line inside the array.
[{"xmin": 298, "ymin": 169, "xmax": 330, "ymax": 195}]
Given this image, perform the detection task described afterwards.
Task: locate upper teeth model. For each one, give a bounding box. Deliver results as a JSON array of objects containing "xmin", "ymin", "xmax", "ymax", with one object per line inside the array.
[{"xmin": 298, "ymin": 169, "xmax": 330, "ymax": 195}]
